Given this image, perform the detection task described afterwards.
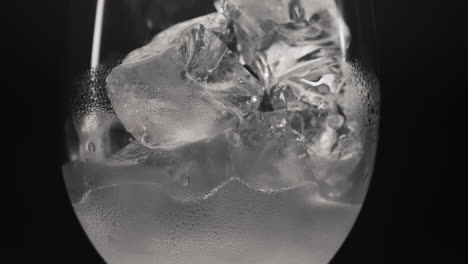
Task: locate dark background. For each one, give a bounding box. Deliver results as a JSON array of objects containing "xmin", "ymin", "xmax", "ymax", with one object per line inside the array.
[{"xmin": 14, "ymin": 0, "xmax": 458, "ymax": 263}]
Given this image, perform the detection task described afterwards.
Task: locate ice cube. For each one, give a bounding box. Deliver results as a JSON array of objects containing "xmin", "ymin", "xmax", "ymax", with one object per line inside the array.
[
  {"xmin": 270, "ymin": 61, "xmax": 379, "ymax": 202},
  {"xmin": 228, "ymin": 96, "xmax": 362, "ymax": 200},
  {"xmin": 226, "ymin": 108, "xmax": 362, "ymax": 192},
  {"xmin": 124, "ymin": 13, "xmax": 231, "ymax": 65},
  {"xmin": 107, "ymin": 23, "xmax": 263, "ymax": 149},
  {"xmin": 215, "ymin": 0, "xmax": 349, "ymax": 88},
  {"xmin": 228, "ymin": 111, "xmax": 314, "ymax": 190},
  {"xmin": 267, "ymin": 62, "xmax": 367, "ymax": 159},
  {"xmin": 268, "ymin": 81, "xmax": 340, "ymax": 172}
]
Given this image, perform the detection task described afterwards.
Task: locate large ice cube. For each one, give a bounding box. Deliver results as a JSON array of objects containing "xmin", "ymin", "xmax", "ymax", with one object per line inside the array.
[
  {"xmin": 215, "ymin": 0, "xmax": 349, "ymax": 89},
  {"xmin": 123, "ymin": 13, "xmax": 231, "ymax": 65},
  {"xmin": 107, "ymin": 23, "xmax": 263, "ymax": 149}
]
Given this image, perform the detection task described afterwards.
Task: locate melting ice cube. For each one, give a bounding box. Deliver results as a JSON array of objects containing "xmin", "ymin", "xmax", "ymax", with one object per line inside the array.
[
  {"xmin": 228, "ymin": 111, "xmax": 313, "ymax": 190},
  {"xmin": 215, "ymin": 0, "xmax": 349, "ymax": 88},
  {"xmin": 123, "ymin": 13, "xmax": 231, "ymax": 65},
  {"xmin": 107, "ymin": 22, "xmax": 263, "ymax": 149}
]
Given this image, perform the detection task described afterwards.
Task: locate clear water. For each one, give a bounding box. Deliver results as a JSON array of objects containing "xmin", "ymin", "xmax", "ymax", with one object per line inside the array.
[{"xmin": 67, "ymin": 174, "xmax": 359, "ymax": 264}]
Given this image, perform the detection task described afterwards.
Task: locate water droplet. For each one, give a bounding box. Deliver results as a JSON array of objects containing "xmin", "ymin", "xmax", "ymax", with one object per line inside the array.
[
  {"xmin": 250, "ymin": 96, "xmax": 258, "ymax": 103},
  {"xmin": 146, "ymin": 19, "xmax": 153, "ymax": 29}
]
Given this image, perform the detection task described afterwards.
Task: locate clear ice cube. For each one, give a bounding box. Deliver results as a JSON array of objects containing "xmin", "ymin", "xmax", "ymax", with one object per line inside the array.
[
  {"xmin": 266, "ymin": 60, "xmax": 367, "ymax": 161},
  {"xmin": 107, "ymin": 23, "xmax": 263, "ymax": 149},
  {"xmin": 215, "ymin": 0, "xmax": 349, "ymax": 88},
  {"xmin": 228, "ymin": 111, "xmax": 313, "ymax": 190},
  {"xmin": 124, "ymin": 13, "xmax": 230, "ymax": 65},
  {"xmin": 267, "ymin": 61, "xmax": 379, "ymax": 201}
]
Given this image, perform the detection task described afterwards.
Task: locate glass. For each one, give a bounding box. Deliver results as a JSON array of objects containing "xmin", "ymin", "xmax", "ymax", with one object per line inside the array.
[{"xmin": 62, "ymin": 0, "xmax": 380, "ymax": 263}]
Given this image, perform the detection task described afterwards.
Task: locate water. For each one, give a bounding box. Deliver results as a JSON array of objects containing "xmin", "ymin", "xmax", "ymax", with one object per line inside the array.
[{"xmin": 67, "ymin": 175, "xmax": 359, "ymax": 264}]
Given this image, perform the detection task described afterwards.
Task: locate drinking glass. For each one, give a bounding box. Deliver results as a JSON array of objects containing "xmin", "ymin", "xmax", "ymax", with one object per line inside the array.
[{"xmin": 62, "ymin": 0, "xmax": 379, "ymax": 263}]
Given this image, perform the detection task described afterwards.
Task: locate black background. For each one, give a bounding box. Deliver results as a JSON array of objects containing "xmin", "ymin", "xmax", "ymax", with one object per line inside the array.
[{"xmin": 13, "ymin": 0, "xmax": 458, "ymax": 263}]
